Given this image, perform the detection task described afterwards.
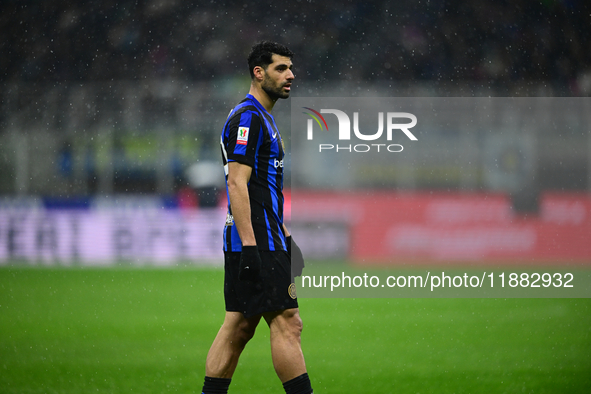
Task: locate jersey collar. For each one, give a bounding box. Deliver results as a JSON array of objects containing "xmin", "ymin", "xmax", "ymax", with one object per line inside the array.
[{"xmin": 246, "ymin": 94, "xmax": 271, "ymax": 116}]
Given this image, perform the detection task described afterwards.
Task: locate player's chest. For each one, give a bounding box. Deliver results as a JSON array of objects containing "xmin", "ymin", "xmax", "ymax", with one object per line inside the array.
[{"xmin": 263, "ymin": 126, "xmax": 284, "ymax": 159}]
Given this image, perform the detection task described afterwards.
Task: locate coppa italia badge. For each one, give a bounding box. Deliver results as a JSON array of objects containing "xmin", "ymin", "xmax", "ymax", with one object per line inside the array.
[
  {"xmin": 302, "ymin": 107, "xmax": 417, "ymax": 153},
  {"xmin": 237, "ymin": 127, "xmax": 249, "ymax": 145}
]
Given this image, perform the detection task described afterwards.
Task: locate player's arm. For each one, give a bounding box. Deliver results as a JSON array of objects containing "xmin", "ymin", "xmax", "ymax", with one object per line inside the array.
[
  {"xmin": 227, "ymin": 161, "xmax": 256, "ymax": 246},
  {"xmin": 282, "ymin": 223, "xmax": 291, "ymax": 238}
]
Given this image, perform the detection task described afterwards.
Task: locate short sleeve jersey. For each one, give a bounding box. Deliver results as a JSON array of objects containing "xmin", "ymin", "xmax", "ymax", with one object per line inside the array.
[{"xmin": 220, "ymin": 94, "xmax": 286, "ymax": 252}]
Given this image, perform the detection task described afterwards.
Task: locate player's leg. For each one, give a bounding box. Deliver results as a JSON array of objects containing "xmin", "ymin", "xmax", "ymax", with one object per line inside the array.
[
  {"xmin": 205, "ymin": 311, "xmax": 261, "ymax": 377},
  {"xmin": 263, "ymin": 308, "xmax": 313, "ymax": 394},
  {"xmin": 202, "ymin": 311, "xmax": 261, "ymax": 393}
]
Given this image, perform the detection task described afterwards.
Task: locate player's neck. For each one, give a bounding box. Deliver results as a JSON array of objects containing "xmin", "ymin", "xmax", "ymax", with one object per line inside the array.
[{"xmin": 249, "ymin": 84, "xmax": 276, "ymax": 113}]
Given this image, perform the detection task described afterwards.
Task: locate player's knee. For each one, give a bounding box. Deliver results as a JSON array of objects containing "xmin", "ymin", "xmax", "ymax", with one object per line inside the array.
[
  {"xmin": 235, "ymin": 319, "xmax": 257, "ymax": 344},
  {"xmin": 282, "ymin": 309, "xmax": 303, "ymax": 338},
  {"xmin": 291, "ymin": 314, "xmax": 303, "ymax": 335}
]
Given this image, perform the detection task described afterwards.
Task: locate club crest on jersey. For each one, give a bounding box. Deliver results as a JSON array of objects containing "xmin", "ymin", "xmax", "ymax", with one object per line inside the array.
[
  {"xmin": 225, "ymin": 213, "xmax": 234, "ymax": 226},
  {"xmin": 237, "ymin": 127, "xmax": 249, "ymax": 145}
]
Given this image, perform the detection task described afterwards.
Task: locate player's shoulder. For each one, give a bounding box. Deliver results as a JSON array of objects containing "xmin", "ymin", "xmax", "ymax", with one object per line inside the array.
[
  {"xmin": 226, "ymin": 103, "xmax": 263, "ymax": 124},
  {"xmin": 231, "ymin": 97, "xmax": 263, "ymax": 115}
]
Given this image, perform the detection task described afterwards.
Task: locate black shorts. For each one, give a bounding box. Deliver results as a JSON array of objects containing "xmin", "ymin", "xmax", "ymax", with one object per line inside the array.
[{"xmin": 224, "ymin": 250, "xmax": 298, "ymax": 318}]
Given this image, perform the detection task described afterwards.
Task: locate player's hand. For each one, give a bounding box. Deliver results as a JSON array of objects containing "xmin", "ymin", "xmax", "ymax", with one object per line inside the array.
[
  {"xmin": 239, "ymin": 246, "xmax": 262, "ymax": 282},
  {"xmin": 287, "ymin": 236, "xmax": 305, "ymax": 277}
]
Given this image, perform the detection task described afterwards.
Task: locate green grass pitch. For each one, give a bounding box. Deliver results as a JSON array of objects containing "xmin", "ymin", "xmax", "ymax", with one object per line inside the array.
[{"xmin": 1, "ymin": 266, "xmax": 590, "ymax": 393}]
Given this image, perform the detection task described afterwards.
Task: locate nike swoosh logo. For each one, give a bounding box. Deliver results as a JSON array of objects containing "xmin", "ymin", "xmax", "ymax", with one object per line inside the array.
[{"xmin": 272, "ymin": 131, "xmax": 277, "ymax": 139}]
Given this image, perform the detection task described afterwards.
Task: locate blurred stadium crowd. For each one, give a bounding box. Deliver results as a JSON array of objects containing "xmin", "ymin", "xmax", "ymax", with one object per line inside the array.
[
  {"xmin": 1, "ymin": 0, "xmax": 590, "ymax": 91},
  {"xmin": 0, "ymin": 0, "xmax": 590, "ymax": 197}
]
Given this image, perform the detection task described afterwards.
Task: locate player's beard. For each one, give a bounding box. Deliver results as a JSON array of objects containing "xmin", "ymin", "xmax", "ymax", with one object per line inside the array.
[{"xmin": 261, "ymin": 74, "xmax": 290, "ymax": 100}]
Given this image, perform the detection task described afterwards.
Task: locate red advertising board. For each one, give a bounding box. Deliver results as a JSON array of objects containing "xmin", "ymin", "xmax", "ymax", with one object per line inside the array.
[{"xmin": 291, "ymin": 191, "xmax": 591, "ymax": 265}]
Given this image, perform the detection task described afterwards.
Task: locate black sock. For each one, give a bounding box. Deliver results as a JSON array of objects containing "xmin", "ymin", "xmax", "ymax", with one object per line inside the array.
[
  {"xmin": 283, "ymin": 372, "xmax": 313, "ymax": 394},
  {"xmin": 202, "ymin": 376, "xmax": 231, "ymax": 394}
]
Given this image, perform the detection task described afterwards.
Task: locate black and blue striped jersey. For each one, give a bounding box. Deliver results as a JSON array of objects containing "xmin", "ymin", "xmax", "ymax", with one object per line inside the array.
[{"xmin": 220, "ymin": 94, "xmax": 287, "ymax": 252}]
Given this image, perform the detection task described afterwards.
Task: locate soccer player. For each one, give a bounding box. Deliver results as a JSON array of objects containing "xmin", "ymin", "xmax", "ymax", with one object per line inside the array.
[{"xmin": 201, "ymin": 41, "xmax": 312, "ymax": 394}]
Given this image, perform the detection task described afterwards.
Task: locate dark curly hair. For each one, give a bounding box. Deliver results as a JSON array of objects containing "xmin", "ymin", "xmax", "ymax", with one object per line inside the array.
[{"xmin": 247, "ymin": 41, "xmax": 294, "ymax": 79}]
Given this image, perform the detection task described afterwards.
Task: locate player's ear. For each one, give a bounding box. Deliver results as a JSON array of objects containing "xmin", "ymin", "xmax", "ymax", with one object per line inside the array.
[{"xmin": 253, "ymin": 66, "xmax": 265, "ymax": 82}]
